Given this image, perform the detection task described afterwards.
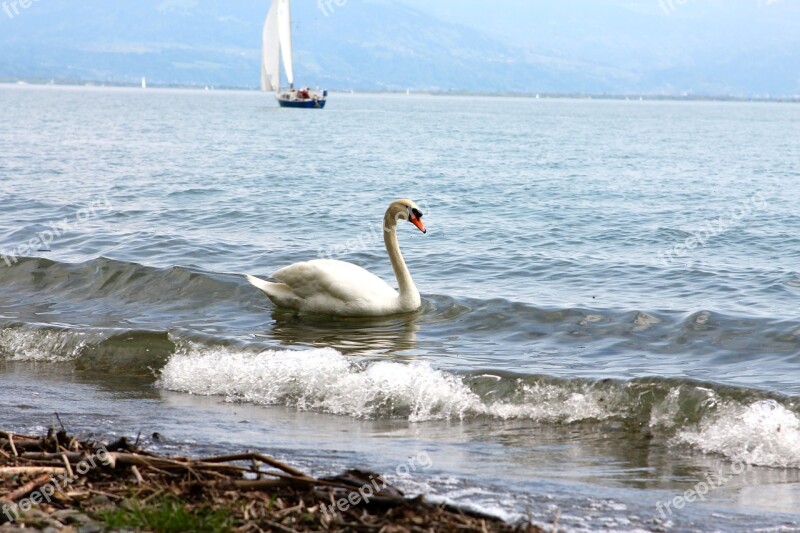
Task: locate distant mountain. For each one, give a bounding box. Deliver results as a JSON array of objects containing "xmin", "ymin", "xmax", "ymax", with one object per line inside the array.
[
  {"xmin": 0, "ymin": 0, "xmax": 797, "ymax": 96},
  {"xmin": 402, "ymin": 0, "xmax": 800, "ymax": 97}
]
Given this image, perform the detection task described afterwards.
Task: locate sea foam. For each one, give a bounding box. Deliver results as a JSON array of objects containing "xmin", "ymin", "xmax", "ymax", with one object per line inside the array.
[
  {"xmin": 677, "ymin": 399, "xmax": 800, "ymax": 468},
  {"xmin": 0, "ymin": 327, "xmax": 87, "ymax": 362},
  {"xmin": 158, "ymin": 344, "xmax": 618, "ymax": 423},
  {"xmin": 158, "ymin": 344, "xmax": 800, "ymax": 469}
]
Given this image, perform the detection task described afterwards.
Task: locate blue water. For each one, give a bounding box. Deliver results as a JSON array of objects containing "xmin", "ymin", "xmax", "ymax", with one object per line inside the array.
[{"xmin": 2, "ymin": 84, "xmax": 800, "ymax": 531}]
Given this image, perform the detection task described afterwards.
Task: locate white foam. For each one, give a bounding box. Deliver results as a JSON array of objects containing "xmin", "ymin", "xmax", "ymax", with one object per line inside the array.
[
  {"xmin": 0, "ymin": 328, "xmax": 86, "ymax": 362},
  {"xmin": 159, "ymin": 344, "xmax": 479, "ymax": 420},
  {"xmin": 158, "ymin": 343, "xmax": 800, "ymax": 469},
  {"xmin": 158, "ymin": 344, "xmax": 619, "ymax": 423},
  {"xmin": 677, "ymin": 399, "xmax": 800, "ymax": 468},
  {"xmin": 490, "ymin": 381, "xmax": 618, "ymax": 422},
  {"xmin": 424, "ymin": 493, "xmax": 524, "ymax": 524}
]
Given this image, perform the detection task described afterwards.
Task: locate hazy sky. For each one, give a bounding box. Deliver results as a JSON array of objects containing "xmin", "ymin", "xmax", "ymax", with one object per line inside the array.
[
  {"xmin": 1, "ymin": 0, "xmax": 798, "ymax": 95},
  {"xmin": 398, "ymin": 0, "xmax": 799, "ymax": 52},
  {"xmin": 395, "ymin": 0, "xmax": 800, "ymax": 94}
]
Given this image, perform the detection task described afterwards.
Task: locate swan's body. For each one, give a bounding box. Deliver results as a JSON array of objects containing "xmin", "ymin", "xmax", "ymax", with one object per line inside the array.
[
  {"xmin": 246, "ymin": 259, "xmax": 411, "ymax": 316},
  {"xmin": 246, "ymin": 199, "xmax": 426, "ymax": 317}
]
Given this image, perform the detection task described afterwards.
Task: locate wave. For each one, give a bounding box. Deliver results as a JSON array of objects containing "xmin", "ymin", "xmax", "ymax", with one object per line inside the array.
[
  {"xmin": 0, "ymin": 256, "xmax": 244, "ymax": 305},
  {"xmin": 677, "ymin": 399, "xmax": 800, "ymax": 468},
  {"xmin": 3, "ymin": 255, "xmax": 800, "ymax": 469},
  {"xmin": 0, "ymin": 326, "xmax": 91, "ymax": 362},
  {"xmin": 2, "ymin": 256, "xmax": 800, "ymax": 363},
  {"xmin": 3, "ymin": 321, "xmax": 799, "ymax": 469},
  {"xmin": 157, "ymin": 343, "xmax": 800, "ymax": 469},
  {"xmin": 0, "ymin": 325, "xmax": 175, "ymax": 373}
]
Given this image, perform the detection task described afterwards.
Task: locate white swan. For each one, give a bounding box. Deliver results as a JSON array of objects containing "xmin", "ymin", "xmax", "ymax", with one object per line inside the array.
[{"xmin": 246, "ymin": 199, "xmax": 427, "ymax": 316}]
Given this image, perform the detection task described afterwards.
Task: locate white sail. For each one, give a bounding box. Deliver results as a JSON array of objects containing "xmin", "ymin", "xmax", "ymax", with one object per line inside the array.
[
  {"xmin": 261, "ymin": 0, "xmax": 280, "ymax": 92},
  {"xmin": 277, "ymin": 0, "xmax": 294, "ymax": 87},
  {"xmin": 261, "ymin": 0, "xmax": 327, "ymax": 107},
  {"xmin": 262, "ymin": 0, "xmax": 295, "ymax": 92}
]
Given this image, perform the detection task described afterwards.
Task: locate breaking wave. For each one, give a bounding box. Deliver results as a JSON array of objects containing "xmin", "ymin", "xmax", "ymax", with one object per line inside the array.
[{"xmin": 157, "ymin": 343, "xmax": 800, "ymax": 469}]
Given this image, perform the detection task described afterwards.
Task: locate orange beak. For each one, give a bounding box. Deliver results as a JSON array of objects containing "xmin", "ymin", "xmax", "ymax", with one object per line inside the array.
[{"xmin": 410, "ymin": 216, "xmax": 426, "ymax": 234}]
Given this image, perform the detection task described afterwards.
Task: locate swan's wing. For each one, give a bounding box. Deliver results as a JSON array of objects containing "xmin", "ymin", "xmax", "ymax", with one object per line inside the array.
[{"xmin": 272, "ymin": 259, "xmax": 398, "ymax": 303}]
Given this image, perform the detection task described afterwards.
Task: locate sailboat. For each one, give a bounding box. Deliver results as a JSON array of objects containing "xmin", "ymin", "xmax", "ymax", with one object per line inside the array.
[{"xmin": 261, "ymin": 0, "xmax": 327, "ymax": 109}]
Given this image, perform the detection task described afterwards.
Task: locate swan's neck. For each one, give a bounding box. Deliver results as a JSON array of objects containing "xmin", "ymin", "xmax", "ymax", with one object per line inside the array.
[{"xmin": 383, "ymin": 216, "xmax": 419, "ymax": 306}]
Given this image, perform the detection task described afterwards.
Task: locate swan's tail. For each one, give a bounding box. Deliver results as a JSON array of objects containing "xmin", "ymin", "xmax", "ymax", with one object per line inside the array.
[
  {"xmin": 245, "ymin": 274, "xmax": 274, "ymax": 293},
  {"xmin": 246, "ymin": 274, "xmax": 300, "ymax": 308}
]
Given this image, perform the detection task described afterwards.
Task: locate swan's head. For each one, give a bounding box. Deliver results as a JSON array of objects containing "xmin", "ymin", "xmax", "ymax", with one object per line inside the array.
[{"xmin": 387, "ymin": 199, "xmax": 426, "ymax": 234}]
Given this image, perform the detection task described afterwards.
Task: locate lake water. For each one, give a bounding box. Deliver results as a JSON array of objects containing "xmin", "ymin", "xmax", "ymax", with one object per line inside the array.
[{"xmin": 1, "ymin": 84, "xmax": 800, "ymax": 531}]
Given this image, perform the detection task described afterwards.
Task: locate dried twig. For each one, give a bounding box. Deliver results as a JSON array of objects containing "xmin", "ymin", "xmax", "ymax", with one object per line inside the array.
[
  {"xmin": 261, "ymin": 519, "xmax": 301, "ymax": 533},
  {"xmin": 54, "ymin": 413, "xmax": 66, "ymax": 432},
  {"xmin": 130, "ymin": 465, "xmax": 144, "ymax": 484},
  {"xmin": 5, "ymin": 473, "xmax": 52, "ymax": 500},
  {"xmin": 0, "ymin": 426, "xmax": 541, "ymax": 532},
  {"xmin": 60, "ymin": 453, "xmax": 74, "ymax": 478},
  {"xmin": 199, "ymin": 453, "xmax": 306, "ymax": 478},
  {"xmin": 8, "ymin": 434, "xmax": 17, "ymax": 457},
  {"xmin": 0, "ymin": 466, "xmax": 66, "ymax": 476}
]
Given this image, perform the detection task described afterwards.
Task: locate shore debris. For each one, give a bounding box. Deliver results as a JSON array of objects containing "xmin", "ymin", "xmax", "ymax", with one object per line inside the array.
[{"xmin": 1, "ymin": 428, "xmax": 541, "ymax": 532}]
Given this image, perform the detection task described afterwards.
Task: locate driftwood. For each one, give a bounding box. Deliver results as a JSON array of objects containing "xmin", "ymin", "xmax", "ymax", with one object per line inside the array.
[
  {"xmin": 21, "ymin": 451, "xmax": 91, "ymax": 462},
  {"xmin": 2, "ymin": 429, "xmax": 416, "ymax": 504},
  {"xmin": 4, "ymin": 473, "xmax": 52, "ymax": 501},
  {"xmin": 0, "ymin": 467, "xmax": 66, "ymax": 477},
  {"xmin": 197, "ymin": 452, "xmax": 307, "ymax": 477},
  {"xmin": 0, "ymin": 425, "xmax": 541, "ymax": 532}
]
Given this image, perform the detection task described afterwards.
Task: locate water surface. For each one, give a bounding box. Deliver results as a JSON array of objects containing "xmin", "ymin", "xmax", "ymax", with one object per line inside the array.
[{"xmin": 1, "ymin": 85, "xmax": 800, "ymax": 531}]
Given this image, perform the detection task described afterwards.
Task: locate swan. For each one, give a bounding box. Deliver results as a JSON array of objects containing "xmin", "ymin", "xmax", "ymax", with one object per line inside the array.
[{"xmin": 246, "ymin": 199, "xmax": 427, "ymax": 316}]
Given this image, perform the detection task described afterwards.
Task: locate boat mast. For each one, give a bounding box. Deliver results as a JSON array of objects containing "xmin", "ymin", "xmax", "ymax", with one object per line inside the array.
[{"xmin": 288, "ymin": 3, "xmax": 293, "ymax": 92}]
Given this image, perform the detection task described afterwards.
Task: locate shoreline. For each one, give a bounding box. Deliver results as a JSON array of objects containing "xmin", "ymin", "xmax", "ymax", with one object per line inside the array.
[
  {"xmin": 0, "ymin": 427, "xmax": 542, "ymax": 532},
  {"xmin": 1, "ymin": 79, "xmax": 798, "ymax": 103}
]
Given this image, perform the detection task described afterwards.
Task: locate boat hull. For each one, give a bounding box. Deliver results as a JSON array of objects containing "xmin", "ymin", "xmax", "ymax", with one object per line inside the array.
[{"xmin": 277, "ymin": 97, "xmax": 326, "ymax": 109}]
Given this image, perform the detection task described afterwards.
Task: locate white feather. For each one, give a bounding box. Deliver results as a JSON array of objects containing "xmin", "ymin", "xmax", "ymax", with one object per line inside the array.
[{"xmin": 246, "ymin": 199, "xmax": 426, "ymax": 317}]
